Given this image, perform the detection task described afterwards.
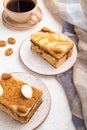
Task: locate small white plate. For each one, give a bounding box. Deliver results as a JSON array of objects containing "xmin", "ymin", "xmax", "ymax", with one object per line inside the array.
[
  {"xmin": 19, "ymin": 37, "xmax": 77, "ymax": 75},
  {"xmin": 0, "ymin": 72, "xmax": 51, "ymax": 130}
]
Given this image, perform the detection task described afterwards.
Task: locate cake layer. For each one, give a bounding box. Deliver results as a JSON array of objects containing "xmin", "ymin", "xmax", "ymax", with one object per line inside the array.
[{"xmin": 31, "ymin": 43, "xmax": 73, "ymax": 68}]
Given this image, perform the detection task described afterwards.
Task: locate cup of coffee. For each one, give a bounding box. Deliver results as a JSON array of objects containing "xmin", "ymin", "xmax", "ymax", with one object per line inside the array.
[{"xmin": 3, "ymin": 0, "xmax": 42, "ymax": 25}]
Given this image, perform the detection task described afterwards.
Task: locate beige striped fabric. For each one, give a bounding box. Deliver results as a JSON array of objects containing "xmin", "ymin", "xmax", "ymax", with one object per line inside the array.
[{"xmin": 73, "ymin": 26, "xmax": 87, "ymax": 128}]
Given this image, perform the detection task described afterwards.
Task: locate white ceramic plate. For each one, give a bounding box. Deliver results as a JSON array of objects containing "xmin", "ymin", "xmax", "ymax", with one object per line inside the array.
[
  {"xmin": 19, "ymin": 37, "xmax": 77, "ymax": 75},
  {"xmin": 0, "ymin": 72, "xmax": 51, "ymax": 130}
]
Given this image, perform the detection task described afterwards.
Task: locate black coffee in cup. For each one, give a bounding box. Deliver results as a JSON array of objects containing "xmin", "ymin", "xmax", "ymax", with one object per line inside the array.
[{"xmin": 6, "ymin": 0, "xmax": 35, "ymax": 12}]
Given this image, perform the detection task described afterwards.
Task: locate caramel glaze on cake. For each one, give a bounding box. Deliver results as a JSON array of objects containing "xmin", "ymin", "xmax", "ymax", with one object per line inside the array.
[{"xmin": 0, "ymin": 73, "xmax": 43, "ymax": 123}]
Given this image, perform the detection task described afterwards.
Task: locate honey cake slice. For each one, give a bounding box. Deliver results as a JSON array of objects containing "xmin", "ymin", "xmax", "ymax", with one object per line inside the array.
[
  {"xmin": 30, "ymin": 27, "xmax": 74, "ymax": 68},
  {"xmin": 0, "ymin": 73, "xmax": 43, "ymax": 123}
]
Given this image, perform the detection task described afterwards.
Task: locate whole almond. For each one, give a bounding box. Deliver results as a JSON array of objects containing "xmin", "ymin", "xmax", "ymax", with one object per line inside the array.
[
  {"xmin": 41, "ymin": 27, "xmax": 54, "ymax": 33},
  {"xmin": 0, "ymin": 40, "xmax": 6, "ymax": 47},
  {"xmin": 1, "ymin": 73, "xmax": 12, "ymax": 80},
  {"xmin": 5, "ymin": 48, "xmax": 13, "ymax": 56},
  {"xmin": 17, "ymin": 106, "xmax": 28, "ymax": 113},
  {"xmin": 8, "ymin": 37, "xmax": 16, "ymax": 44}
]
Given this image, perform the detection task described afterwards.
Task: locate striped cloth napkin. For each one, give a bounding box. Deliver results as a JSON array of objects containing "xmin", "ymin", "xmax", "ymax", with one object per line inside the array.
[
  {"xmin": 45, "ymin": 0, "xmax": 87, "ymax": 31},
  {"xmin": 57, "ymin": 22, "xmax": 87, "ymax": 130}
]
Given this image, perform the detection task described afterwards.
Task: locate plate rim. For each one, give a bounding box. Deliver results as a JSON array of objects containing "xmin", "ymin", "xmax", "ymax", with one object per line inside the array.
[{"xmin": 19, "ymin": 35, "xmax": 77, "ymax": 76}]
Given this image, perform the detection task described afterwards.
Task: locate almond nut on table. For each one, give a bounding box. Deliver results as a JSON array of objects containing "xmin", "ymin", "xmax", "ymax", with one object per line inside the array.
[
  {"xmin": 5, "ymin": 48, "xmax": 13, "ymax": 56},
  {"xmin": 8, "ymin": 37, "xmax": 16, "ymax": 44},
  {"xmin": 0, "ymin": 40, "xmax": 6, "ymax": 47}
]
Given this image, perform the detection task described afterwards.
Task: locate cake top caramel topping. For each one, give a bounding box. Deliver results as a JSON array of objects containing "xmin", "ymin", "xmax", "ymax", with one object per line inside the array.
[
  {"xmin": 30, "ymin": 27, "xmax": 74, "ymax": 53},
  {"xmin": 0, "ymin": 73, "xmax": 43, "ymax": 108}
]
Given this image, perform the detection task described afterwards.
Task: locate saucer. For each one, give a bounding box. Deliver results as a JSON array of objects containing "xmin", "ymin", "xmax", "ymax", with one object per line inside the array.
[{"xmin": 2, "ymin": 9, "xmax": 42, "ymax": 30}]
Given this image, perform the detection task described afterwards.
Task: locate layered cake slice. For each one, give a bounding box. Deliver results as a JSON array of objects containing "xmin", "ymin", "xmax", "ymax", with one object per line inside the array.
[
  {"xmin": 0, "ymin": 73, "xmax": 43, "ymax": 123},
  {"xmin": 30, "ymin": 27, "xmax": 74, "ymax": 68}
]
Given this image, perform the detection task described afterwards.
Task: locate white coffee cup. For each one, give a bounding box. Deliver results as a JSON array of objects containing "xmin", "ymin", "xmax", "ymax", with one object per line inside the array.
[{"xmin": 3, "ymin": 0, "xmax": 42, "ymax": 24}]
